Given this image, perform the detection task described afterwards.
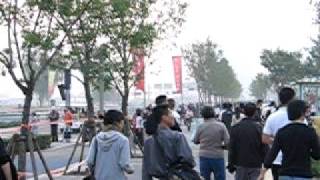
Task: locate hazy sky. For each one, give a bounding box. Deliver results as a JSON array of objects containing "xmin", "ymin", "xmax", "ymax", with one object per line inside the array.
[
  {"xmin": 0, "ymin": 0, "xmax": 318, "ymax": 99},
  {"xmin": 176, "ymin": 0, "xmax": 318, "ymax": 97}
]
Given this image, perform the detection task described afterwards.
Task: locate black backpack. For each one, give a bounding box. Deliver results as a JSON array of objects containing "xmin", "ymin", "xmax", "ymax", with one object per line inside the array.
[
  {"xmin": 221, "ymin": 110, "xmax": 233, "ymax": 131},
  {"xmin": 49, "ymin": 110, "xmax": 60, "ymax": 122}
]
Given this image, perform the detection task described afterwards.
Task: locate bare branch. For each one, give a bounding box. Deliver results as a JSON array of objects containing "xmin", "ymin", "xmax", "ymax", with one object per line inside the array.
[
  {"xmin": 109, "ymin": 71, "xmax": 124, "ymax": 97},
  {"xmin": 7, "ymin": 0, "xmax": 13, "ymax": 66},
  {"xmin": 34, "ymin": 34, "xmax": 66, "ymax": 81},
  {"xmin": 13, "ymin": 0, "xmax": 28, "ymax": 83},
  {"xmin": 35, "ymin": 0, "xmax": 95, "ymax": 81},
  {"xmin": 0, "ymin": 52, "xmax": 9, "ymax": 66},
  {"xmin": 27, "ymin": 9, "xmax": 43, "ymax": 76},
  {"xmin": 7, "ymin": 64, "xmax": 28, "ymax": 93},
  {"xmin": 71, "ymin": 74, "xmax": 84, "ymax": 85}
]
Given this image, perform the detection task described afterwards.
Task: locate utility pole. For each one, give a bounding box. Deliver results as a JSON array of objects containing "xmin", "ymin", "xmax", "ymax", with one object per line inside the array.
[{"xmin": 64, "ymin": 69, "xmax": 71, "ymax": 107}]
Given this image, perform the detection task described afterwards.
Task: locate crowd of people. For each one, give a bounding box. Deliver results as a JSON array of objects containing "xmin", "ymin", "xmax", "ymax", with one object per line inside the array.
[
  {"xmin": 82, "ymin": 86, "xmax": 320, "ymax": 180},
  {"xmin": 0, "ymin": 86, "xmax": 320, "ymax": 180}
]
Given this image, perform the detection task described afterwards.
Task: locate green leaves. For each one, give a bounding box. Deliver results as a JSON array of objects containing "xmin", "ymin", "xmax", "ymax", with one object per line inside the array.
[
  {"xmin": 184, "ymin": 39, "xmax": 242, "ymax": 101},
  {"xmin": 22, "ymin": 31, "xmax": 57, "ymax": 50},
  {"xmin": 57, "ymin": 0, "xmax": 74, "ymax": 17},
  {"xmin": 130, "ymin": 24, "xmax": 156, "ymax": 49},
  {"xmin": 250, "ymin": 74, "xmax": 272, "ymax": 100},
  {"xmin": 260, "ymin": 49, "xmax": 305, "ymax": 89},
  {"xmin": 306, "ymin": 35, "xmax": 320, "ymax": 77},
  {"xmin": 23, "ymin": 32, "xmax": 42, "ymax": 47},
  {"xmin": 110, "ymin": 0, "xmax": 131, "ymax": 17}
]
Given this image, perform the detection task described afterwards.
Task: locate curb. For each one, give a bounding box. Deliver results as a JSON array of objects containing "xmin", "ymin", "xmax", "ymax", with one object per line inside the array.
[{"xmin": 43, "ymin": 142, "xmax": 77, "ymax": 152}]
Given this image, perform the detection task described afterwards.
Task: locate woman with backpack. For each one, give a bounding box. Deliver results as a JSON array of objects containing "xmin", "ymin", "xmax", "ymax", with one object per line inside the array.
[
  {"xmin": 143, "ymin": 104, "xmax": 200, "ymax": 180},
  {"xmin": 86, "ymin": 110, "xmax": 134, "ymax": 180}
]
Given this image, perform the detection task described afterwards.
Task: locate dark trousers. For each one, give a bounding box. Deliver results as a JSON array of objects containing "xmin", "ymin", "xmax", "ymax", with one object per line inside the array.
[
  {"xmin": 200, "ymin": 157, "xmax": 225, "ymax": 180},
  {"xmin": 50, "ymin": 124, "xmax": 58, "ymax": 142},
  {"xmin": 235, "ymin": 166, "xmax": 260, "ymax": 180},
  {"xmin": 135, "ymin": 129, "xmax": 144, "ymax": 146},
  {"xmin": 271, "ymin": 164, "xmax": 281, "ymax": 180}
]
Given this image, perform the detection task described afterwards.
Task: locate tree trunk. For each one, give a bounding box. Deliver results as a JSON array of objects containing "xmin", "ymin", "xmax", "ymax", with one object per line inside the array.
[
  {"xmin": 19, "ymin": 91, "xmax": 33, "ymax": 180},
  {"xmin": 39, "ymin": 96, "xmax": 45, "ymax": 107},
  {"xmin": 122, "ymin": 78, "xmax": 130, "ymax": 116},
  {"xmin": 83, "ymin": 74, "xmax": 95, "ymax": 120},
  {"xmin": 121, "ymin": 94, "xmax": 129, "ymax": 116},
  {"xmin": 83, "ymin": 74, "xmax": 96, "ymax": 142},
  {"xmin": 121, "ymin": 78, "xmax": 130, "ymax": 137}
]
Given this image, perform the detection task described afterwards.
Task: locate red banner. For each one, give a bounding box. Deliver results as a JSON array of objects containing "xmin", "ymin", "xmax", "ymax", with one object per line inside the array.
[
  {"xmin": 133, "ymin": 53, "xmax": 145, "ymax": 92},
  {"xmin": 172, "ymin": 56, "xmax": 182, "ymax": 94}
]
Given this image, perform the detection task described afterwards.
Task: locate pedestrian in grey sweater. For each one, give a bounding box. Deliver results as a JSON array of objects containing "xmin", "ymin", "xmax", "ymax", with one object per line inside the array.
[
  {"xmin": 86, "ymin": 110, "xmax": 133, "ymax": 180},
  {"xmin": 193, "ymin": 106, "xmax": 230, "ymax": 180}
]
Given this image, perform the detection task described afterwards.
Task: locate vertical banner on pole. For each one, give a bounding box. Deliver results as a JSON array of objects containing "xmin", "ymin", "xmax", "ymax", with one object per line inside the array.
[
  {"xmin": 133, "ymin": 53, "xmax": 145, "ymax": 92},
  {"xmin": 172, "ymin": 56, "xmax": 183, "ymax": 94}
]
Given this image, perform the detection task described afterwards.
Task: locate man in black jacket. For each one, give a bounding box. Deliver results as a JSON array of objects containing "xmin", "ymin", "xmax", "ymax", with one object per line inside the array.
[
  {"xmin": 259, "ymin": 100, "xmax": 320, "ymax": 180},
  {"xmin": 145, "ymin": 95, "xmax": 182, "ymax": 135},
  {"xmin": 228, "ymin": 102, "xmax": 268, "ymax": 180},
  {"xmin": 155, "ymin": 95, "xmax": 182, "ymax": 132}
]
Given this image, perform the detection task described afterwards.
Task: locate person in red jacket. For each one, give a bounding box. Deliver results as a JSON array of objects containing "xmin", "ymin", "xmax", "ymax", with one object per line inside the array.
[{"xmin": 64, "ymin": 108, "xmax": 74, "ymax": 142}]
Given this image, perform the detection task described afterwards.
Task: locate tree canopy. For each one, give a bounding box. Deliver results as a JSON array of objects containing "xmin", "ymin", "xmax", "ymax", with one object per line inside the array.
[
  {"xmin": 249, "ymin": 73, "xmax": 271, "ymax": 100},
  {"xmin": 95, "ymin": 0, "xmax": 187, "ymax": 114},
  {"xmin": 305, "ymin": 35, "xmax": 320, "ymax": 77},
  {"xmin": 0, "ymin": 0, "xmax": 93, "ymax": 175},
  {"xmin": 260, "ymin": 49, "xmax": 305, "ymax": 90},
  {"xmin": 184, "ymin": 39, "xmax": 242, "ymax": 103}
]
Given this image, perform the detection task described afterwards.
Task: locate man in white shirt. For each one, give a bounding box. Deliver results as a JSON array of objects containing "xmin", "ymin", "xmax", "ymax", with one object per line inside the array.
[
  {"xmin": 262, "ymin": 87, "xmax": 296, "ymax": 180},
  {"xmin": 134, "ymin": 109, "xmax": 144, "ymax": 146},
  {"xmin": 168, "ymin": 98, "xmax": 182, "ymax": 125}
]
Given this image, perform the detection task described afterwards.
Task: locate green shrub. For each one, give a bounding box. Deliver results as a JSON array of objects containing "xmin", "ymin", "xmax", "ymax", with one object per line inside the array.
[
  {"xmin": 0, "ymin": 121, "xmax": 21, "ymax": 128},
  {"xmin": 312, "ymin": 160, "xmax": 320, "ymax": 177},
  {"xmin": 3, "ymin": 134, "xmax": 52, "ymax": 154}
]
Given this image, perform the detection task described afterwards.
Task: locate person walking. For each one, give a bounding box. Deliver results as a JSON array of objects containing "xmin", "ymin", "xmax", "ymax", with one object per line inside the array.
[
  {"xmin": 143, "ymin": 104, "xmax": 197, "ymax": 180},
  {"xmin": 133, "ymin": 108, "xmax": 144, "ymax": 146},
  {"xmin": 253, "ymin": 99, "xmax": 264, "ymax": 123},
  {"xmin": 86, "ymin": 110, "xmax": 134, "ymax": 180},
  {"xmin": 262, "ymin": 87, "xmax": 301, "ymax": 180},
  {"xmin": 49, "ymin": 108, "xmax": 60, "ymax": 142},
  {"xmin": 185, "ymin": 105, "xmax": 195, "ymax": 131},
  {"xmin": 259, "ymin": 100, "xmax": 320, "ymax": 180},
  {"xmin": 145, "ymin": 95, "xmax": 182, "ymax": 135},
  {"xmin": 168, "ymin": 98, "xmax": 181, "ymax": 126},
  {"xmin": 63, "ymin": 108, "xmax": 74, "ymax": 143},
  {"xmin": 220, "ymin": 103, "xmax": 233, "ymax": 132},
  {"xmin": 193, "ymin": 106, "xmax": 230, "ymax": 180},
  {"xmin": 30, "ymin": 112, "xmax": 40, "ymax": 135},
  {"xmin": 228, "ymin": 103, "xmax": 268, "ymax": 180},
  {"xmin": 232, "ymin": 105, "xmax": 245, "ymax": 126}
]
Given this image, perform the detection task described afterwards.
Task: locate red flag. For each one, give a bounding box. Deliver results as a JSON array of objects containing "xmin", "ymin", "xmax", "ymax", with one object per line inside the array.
[
  {"xmin": 172, "ymin": 56, "xmax": 182, "ymax": 94},
  {"xmin": 133, "ymin": 53, "xmax": 145, "ymax": 92}
]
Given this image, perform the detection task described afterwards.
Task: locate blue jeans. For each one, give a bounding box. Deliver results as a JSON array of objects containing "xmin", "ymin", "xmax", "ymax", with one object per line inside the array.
[
  {"xmin": 279, "ymin": 176, "xmax": 311, "ymax": 180},
  {"xmin": 199, "ymin": 157, "xmax": 225, "ymax": 180}
]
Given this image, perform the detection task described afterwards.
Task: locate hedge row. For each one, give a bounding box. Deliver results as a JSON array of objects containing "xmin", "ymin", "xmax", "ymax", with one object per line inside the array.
[
  {"xmin": 3, "ymin": 134, "xmax": 52, "ymax": 153},
  {"xmin": 0, "ymin": 121, "xmax": 21, "ymax": 128},
  {"xmin": 313, "ymin": 160, "xmax": 320, "ymax": 177}
]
